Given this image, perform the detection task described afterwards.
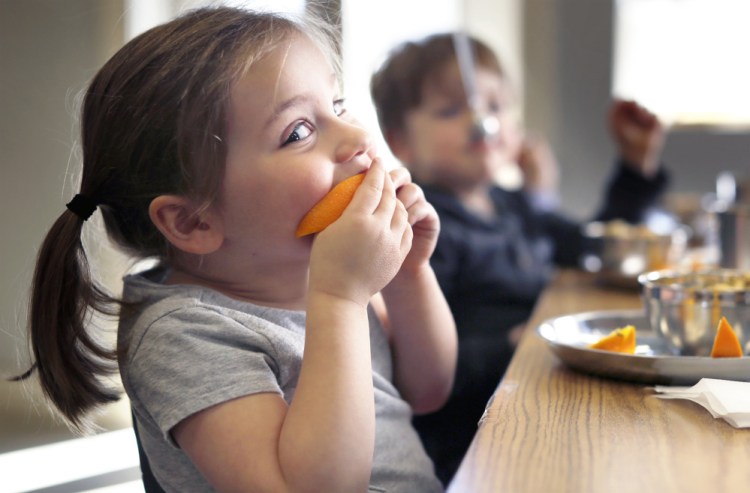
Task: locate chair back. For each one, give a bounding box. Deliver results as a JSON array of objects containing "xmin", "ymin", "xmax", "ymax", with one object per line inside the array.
[{"xmin": 132, "ymin": 412, "xmax": 167, "ymax": 493}]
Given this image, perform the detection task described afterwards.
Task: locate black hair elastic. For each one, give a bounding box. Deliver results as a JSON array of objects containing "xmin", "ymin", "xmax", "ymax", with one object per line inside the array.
[{"xmin": 66, "ymin": 194, "xmax": 98, "ymax": 221}]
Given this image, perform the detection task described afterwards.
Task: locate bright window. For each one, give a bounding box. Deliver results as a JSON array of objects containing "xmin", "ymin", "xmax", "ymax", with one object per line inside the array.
[
  {"xmin": 125, "ymin": 0, "xmax": 306, "ymax": 40},
  {"xmin": 613, "ymin": 0, "xmax": 750, "ymax": 128},
  {"xmin": 341, "ymin": 0, "xmax": 461, "ymax": 164}
]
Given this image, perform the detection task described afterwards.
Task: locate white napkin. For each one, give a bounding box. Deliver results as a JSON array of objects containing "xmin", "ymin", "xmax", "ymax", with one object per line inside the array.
[{"xmin": 653, "ymin": 378, "xmax": 750, "ymax": 428}]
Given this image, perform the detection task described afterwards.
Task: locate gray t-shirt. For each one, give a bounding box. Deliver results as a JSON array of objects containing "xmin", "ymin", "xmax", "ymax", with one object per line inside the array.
[{"xmin": 118, "ymin": 267, "xmax": 443, "ymax": 492}]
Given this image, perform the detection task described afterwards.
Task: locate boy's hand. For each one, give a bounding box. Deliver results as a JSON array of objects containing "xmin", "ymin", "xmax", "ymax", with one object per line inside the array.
[
  {"xmin": 609, "ymin": 99, "xmax": 666, "ymax": 177},
  {"xmin": 308, "ymin": 160, "xmax": 412, "ymax": 306},
  {"xmin": 389, "ymin": 167, "xmax": 439, "ymax": 276},
  {"xmin": 517, "ymin": 135, "xmax": 559, "ymax": 198}
]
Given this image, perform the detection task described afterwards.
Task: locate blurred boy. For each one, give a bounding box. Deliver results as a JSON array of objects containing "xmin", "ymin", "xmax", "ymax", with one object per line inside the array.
[{"xmin": 370, "ymin": 32, "xmax": 668, "ymax": 484}]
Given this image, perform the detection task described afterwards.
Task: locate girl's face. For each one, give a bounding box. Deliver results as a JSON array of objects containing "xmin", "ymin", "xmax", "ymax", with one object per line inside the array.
[
  {"xmin": 397, "ymin": 61, "xmax": 522, "ymax": 192},
  {"xmin": 217, "ymin": 33, "xmax": 375, "ymax": 267}
]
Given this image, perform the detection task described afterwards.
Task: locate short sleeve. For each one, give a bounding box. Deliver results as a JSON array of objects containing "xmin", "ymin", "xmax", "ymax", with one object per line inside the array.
[{"xmin": 124, "ymin": 305, "xmax": 291, "ymax": 444}]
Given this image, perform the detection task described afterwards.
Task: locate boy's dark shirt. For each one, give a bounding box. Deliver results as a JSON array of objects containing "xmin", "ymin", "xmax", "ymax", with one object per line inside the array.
[{"xmin": 413, "ymin": 161, "xmax": 668, "ymax": 484}]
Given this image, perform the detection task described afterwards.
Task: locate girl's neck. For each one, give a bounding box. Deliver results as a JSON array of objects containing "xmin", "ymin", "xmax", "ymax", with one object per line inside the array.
[{"xmin": 164, "ymin": 263, "xmax": 309, "ymax": 311}]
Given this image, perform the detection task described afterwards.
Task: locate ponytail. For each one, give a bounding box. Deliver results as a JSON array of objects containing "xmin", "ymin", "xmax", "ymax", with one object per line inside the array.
[{"xmin": 22, "ymin": 209, "xmax": 120, "ymax": 430}]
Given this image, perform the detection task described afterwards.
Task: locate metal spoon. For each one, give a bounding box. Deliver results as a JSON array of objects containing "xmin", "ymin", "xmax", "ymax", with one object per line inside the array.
[
  {"xmin": 716, "ymin": 171, "xmax": 737, "ymax": 206},
  {"xmin": 452, "ymin": 31, "xmax": 499, "ymax": 143}
]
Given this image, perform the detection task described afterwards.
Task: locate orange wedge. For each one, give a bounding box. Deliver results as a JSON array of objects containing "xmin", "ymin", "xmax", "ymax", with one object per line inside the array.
[
  {"xmin": 589, "ymin": 325, "xmax": 636, "ymax": 354},
  {"xmin": 295, "ymin": 173, "xmax": 366, "ymax": 237},
  {"xmin": 710, "ymin": 316, "xmax": 743, "ymax": 358}
]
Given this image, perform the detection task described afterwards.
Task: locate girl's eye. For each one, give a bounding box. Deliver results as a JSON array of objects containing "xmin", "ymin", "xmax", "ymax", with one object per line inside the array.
[
  {"xmin": 333, "ymin": 98, "xmax": 346, "ymax": 116},
  {"xmin": 283, "ymin": 121, "xmax": 313, "ymax": 146}
]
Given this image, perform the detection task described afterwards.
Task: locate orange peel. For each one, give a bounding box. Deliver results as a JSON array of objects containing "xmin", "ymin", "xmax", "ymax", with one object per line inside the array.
[
  {"xmin": 710, "ymin": 316, "xmax": 743, "ymax": 358},
  {"xmin": 589, "ymin": 325, "xmax": 636, "ymax": 354},
  {"xmin": 295, "ymin": 173, "xmax": 365, "ymax": 237}
]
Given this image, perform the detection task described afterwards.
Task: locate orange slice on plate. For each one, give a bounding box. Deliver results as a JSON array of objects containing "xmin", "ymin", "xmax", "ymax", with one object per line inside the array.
[
  {"xmin": 295, "ymin": 173, "xmax": 365, "ymax": 237},
  {"xmin": 710, "ymin": 316, "xmax": 743, "ymax": 358},
  {"xmin": 589, "ymin": 325, "xmax": 636, "ymax": 354}
]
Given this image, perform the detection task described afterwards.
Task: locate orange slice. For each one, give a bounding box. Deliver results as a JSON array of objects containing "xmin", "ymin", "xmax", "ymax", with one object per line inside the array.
[
  {"xmin": 710, "ymin": 316, "xmax": 743, "ymax": 358},
  {"xmin": 295, "ymin": 173, "xmax": 365, "ymax": 237},
  {"xmin": 589, "ymin": 325, "xmax": 636, "ymax": 354}
]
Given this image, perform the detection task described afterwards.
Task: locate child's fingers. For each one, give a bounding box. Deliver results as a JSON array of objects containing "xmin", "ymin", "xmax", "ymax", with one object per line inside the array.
[
  {"xmin": 392, "ymin": 193, "xmax": 410, "ymax": 232},
  {"xmin": 399, "ymin": 213, "xmax": 414, "ymax": 254},
  {"xmin": 395, "ymin": 183, "xmax": 425, "ymax": 225},
  {"xmin": 390, "ymin": 190, "xmax": 413, "ymax": 256},
  {"xmin": 346, "ymin": 159, "xmax": 386, "ymax": 215},
  {"xmin": 374, "ymin": 169, "xmax": 410, "ymax": 238},
  {"xmin": 388, "ymin": 166, "xmax": 412, "ymax": 190},
  {"xmin": 373, "ymin": 167, "xmax": 399, "ymax": 223},
  {"xmin": 389, "ymin": 167, "xmax": 433, "ymax": 226},
  {"xmin": 398, "ymin": 185, "xmax": 440, "ymax": 241},
  {"xmin": 405, "ymin": 200, "xmax": 435, "ymax": 229}
]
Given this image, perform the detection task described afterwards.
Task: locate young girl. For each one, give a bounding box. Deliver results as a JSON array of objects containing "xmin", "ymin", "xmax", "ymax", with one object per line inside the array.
[{"xmin": 21, "ymin": 7, "xmax": 456, "ymax": 492}]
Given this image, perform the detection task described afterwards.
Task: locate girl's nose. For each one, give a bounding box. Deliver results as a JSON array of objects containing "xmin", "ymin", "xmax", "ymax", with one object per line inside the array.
[{"xmin": 334, "ymin": 120, "xmax": 373, "ymax": 164}]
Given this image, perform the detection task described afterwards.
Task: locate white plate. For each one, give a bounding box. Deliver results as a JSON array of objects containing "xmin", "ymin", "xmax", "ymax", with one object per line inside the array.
[{"xmin": 537, "ymin": 309, "xmax": 750, "ymax": 384}]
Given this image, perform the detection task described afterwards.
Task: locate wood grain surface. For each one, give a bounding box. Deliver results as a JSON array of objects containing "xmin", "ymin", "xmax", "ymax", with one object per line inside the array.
[{"xmin": 448, "ymin": 269, "xmax": 750, "ymax": 493}]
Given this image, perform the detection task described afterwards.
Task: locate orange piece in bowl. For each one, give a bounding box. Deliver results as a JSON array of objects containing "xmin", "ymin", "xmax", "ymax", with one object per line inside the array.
[
  {"xmin": 589, "ymin": 325, "xmax": 636, "ymax": 354},
  {"xmin": 710, "ymin": 316, "xmax": 743, "ymax": 358},
  {"xmin": 295, "ymin": 173, "xmax": 366, "ymax": 237}
]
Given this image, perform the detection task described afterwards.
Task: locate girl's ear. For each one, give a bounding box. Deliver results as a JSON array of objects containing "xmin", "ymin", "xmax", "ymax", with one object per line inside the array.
[{"xmin": 148, "ymin": 195, "xmax": 224, "ymax": 255}]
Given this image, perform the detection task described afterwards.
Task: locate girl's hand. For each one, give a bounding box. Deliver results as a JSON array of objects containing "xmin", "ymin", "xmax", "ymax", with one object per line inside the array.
[
  {"xmin": 308, "ymin": 160, "xmax": 412, "ymax": 306},
  {"xmin": 388, "ymin": 166, "xmax": 439, "ymax": 276}
]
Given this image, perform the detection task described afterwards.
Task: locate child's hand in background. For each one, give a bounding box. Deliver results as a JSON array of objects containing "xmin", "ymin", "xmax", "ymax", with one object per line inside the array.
[
  {"xmin": 517, "ymin": 134, "xmax": 560, "ymax": 211},
  {"xmin": 308, "ymin": 160, "xmax": 412, "ymax": 306},
  {"xmin": 517, "ymin": 134, "xmax": 559, "ymax": 198},
  {"xmin": 609, "ymin": 99, "xmax": 666, "ymax": 177}
]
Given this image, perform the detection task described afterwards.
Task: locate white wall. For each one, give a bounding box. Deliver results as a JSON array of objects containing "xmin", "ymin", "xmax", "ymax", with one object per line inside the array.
[
  {"xmin": 524, "ymin": 0, "xmax": 750, "ymax": 218},
  {"xmin": 0, "ymin": 0, "xmax": 133, "ymax": 453},
  {"xmin": 0, "ymin": 1, "xmax": 127, "ymax": 372},
  {"xmin": 465, "ymin": 0, "xmax": 523, "ymax": 107}
]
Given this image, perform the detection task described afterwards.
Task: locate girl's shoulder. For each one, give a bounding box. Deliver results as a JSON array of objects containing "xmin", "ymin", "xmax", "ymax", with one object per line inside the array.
[
  {"xmin": 122, "ymin": 265, "xmax": 306, "ymax": 329},
  {"xmin": 118, "ymin": 267, "xmax": 307, "ymax": 369}
]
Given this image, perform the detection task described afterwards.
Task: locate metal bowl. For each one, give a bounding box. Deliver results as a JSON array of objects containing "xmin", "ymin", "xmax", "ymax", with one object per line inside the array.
[
  {"xmin": 638, "ymin": 269, "xmax": 750, "ymax": 356},
  {"xmin": 582, "ymin": 221, "xmax": 686, "ymax": 288}
]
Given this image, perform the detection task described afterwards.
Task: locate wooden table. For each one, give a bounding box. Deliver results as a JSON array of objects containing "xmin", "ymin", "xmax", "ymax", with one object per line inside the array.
[{"xmin": 447, "ymin": 269, "xmax": 750, "ymax": 493}]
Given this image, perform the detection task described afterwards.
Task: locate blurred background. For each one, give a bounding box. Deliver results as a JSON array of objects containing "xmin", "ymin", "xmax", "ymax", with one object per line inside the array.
[{"xmin": 1, "ymin": 0, "xmax": 749, "ymax": 465}]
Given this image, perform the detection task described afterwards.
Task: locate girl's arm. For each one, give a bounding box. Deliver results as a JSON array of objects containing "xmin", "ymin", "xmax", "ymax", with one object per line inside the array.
[
  {"xmin": 380, "ymin": 265, "xmax": 457, "ymax": 413},
  {"xmin": 174, "ymin": 163, "xmax": 412, "ymax": 492},
  {"xmin": 382, "ymin": 168, "xmax": 458, "ymax": 414}
]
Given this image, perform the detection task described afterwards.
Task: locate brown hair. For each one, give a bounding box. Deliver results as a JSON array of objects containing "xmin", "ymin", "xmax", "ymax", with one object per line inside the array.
[
  {"xmin": 370, "ymin": 32, "xmax": 505, "ymax": 138},
  {"xmin": 19, "ymin": 6, "xmax": 340, "ymax": 430}
]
